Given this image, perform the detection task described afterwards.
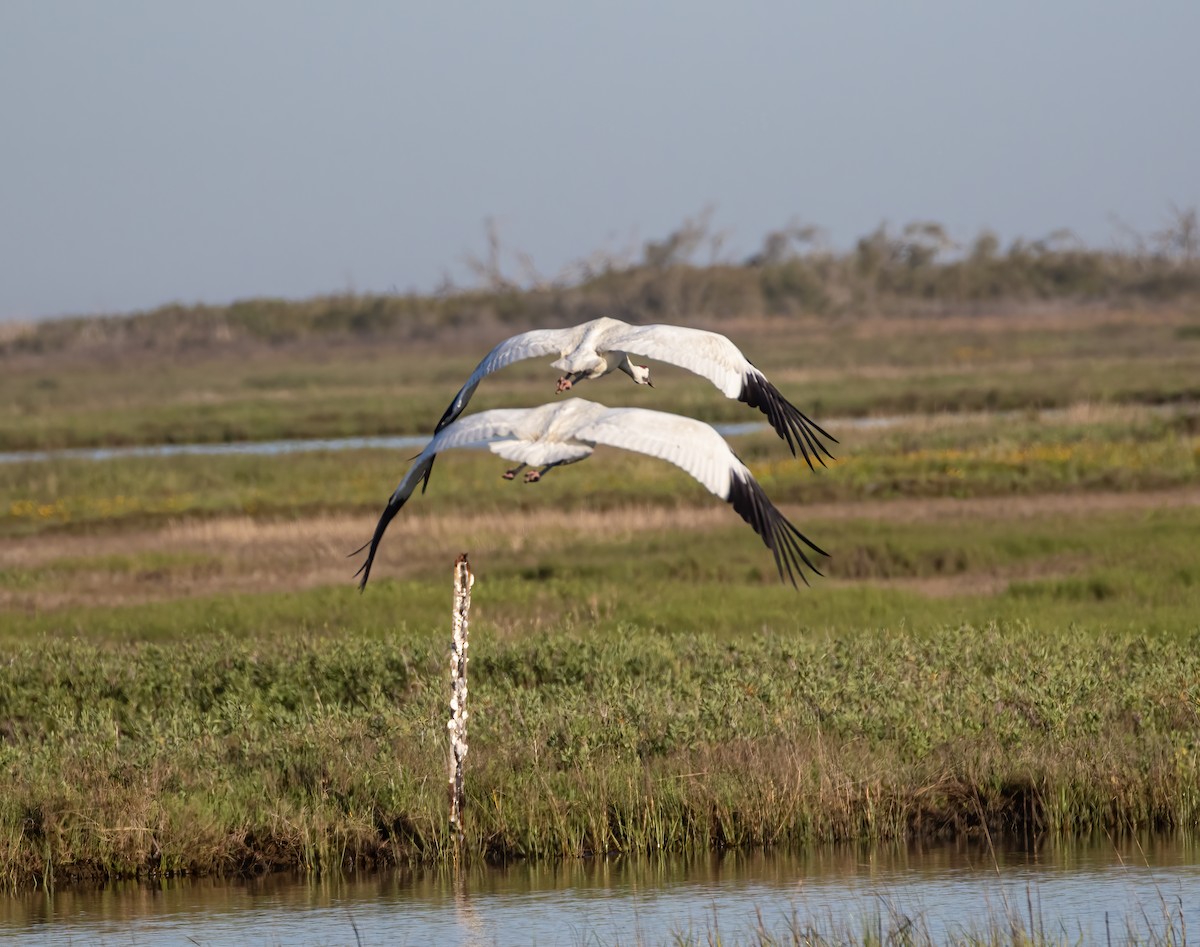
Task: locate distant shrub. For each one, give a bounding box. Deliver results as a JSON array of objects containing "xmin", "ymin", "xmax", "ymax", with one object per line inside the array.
[{"xmin": 5, "ymin": 212, "xmax": 1198, "ymax": 360}]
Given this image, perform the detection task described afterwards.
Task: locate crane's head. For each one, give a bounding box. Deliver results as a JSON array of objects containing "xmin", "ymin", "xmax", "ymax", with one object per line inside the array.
[{"xmin": 629, "ymin": 363, "xmax": 653, "ymax": 387}]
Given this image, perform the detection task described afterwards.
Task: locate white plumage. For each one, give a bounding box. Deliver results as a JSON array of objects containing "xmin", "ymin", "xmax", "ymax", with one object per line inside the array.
[
  {"xmin": 434, "ymin": 317, "xmax": 836, "ymax": 469},
  {"xmin": 353, "ymin": 399, "xmax": 827, "ymax": 590}
]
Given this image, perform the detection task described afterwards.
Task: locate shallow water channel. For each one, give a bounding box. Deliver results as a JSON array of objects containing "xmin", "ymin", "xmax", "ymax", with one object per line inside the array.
[
  {"xmin": 2, "ymin": 835, "xmax": 1197, "ymax": 946},
  {"xmin": 3, "ymin": 403, "xmax": 1190, "ymax": 466},
  {"xmin": 0, "ymin": 424, "xmax": 769, "ymax": 466}
]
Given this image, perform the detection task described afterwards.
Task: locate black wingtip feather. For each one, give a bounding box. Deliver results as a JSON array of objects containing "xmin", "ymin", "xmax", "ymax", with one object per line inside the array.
[
  {"xmin": 434, "ymin": 402, "xmax": 458, "ymax": 436},
  {"xmin": 727, "ymin": 471, "xmax": 828, "ymax": 587},
  {"xmin": 738, "ymin": 372, "xmax": 838, "ymax": 470},
  {"xmin": 434, "ymin": 384, "xmax": 473, "ymax": 438},
  {"xmin": 351, "ymin": 493, "xmax": 411, "ymax": 592}
]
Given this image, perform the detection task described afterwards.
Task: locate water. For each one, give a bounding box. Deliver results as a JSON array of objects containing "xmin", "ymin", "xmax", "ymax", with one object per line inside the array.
[
  {"xmin": 0, "ymin": 434, "xmax": 434, "ymax": 466},
  {"xmin": 2, "ymin": 836, "xmax": 1196, "ymax": 946},
  {"xmin": 0, "ymin": 426, "xmax": 769, "ymax": 466},
  {"xmin": 0, "ymin": 417, "xmax": 911, "ymax": 467},
  {"xmin": 4, "ymin": 403, "xmax": 1193, "ymax": 467}
]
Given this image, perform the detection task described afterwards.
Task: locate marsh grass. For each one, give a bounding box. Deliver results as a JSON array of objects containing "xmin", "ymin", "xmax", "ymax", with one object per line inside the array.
[
  {"xmin": 4, "ymin": 496, "xmax": 1200, "ymax": 640},
  {"xmin": 3, "ymin": 403, "xmax": 1198, "ymax": 539},
  {"xmin": 660, "ymin": 900, "xmax": 1193, "ymax": 947},
  {"xmin": 0, "ymin": 623, "xmax": 1197, "ymax": 888},
  {"xmin": 2, "ymin": 305, "xmax": 1199, "ymax": 452},
  {"xmin": 2, "ymin": 405, "xmax": 1198, "ymax": 888},
  {"xmin": 2, "ymin": 297, "xmax": 1200, "ymax": 891}
]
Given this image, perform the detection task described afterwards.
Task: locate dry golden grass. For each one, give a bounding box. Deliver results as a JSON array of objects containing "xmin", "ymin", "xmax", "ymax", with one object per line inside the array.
[
  {"xmin": 840, "ymin": 304, "xmax": 1196, "ymax": 338},
  {"xmin": 6, "ymin": 486, "xmax": 1200, "ymax": 611}
]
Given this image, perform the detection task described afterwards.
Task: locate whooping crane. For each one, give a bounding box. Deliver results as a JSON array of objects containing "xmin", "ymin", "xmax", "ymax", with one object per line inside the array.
[
  {"xmin": 352, "ymin": 398, "xmax": 828, "ymax": 591},
  {"xmin": 433, "ymin": 317, "xmax": 837, "ymax": 470}
]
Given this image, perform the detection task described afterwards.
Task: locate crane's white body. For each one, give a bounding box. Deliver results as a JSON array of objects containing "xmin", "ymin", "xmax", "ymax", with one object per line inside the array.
[
  {"xmin": 425, "ymin": 398, "xmax": 739, "ymax": 497},
  {"xmin": 548, "ymin": 318, "xmax": 645, "ymax": 385},
  {"xmin": 354, "ymin": 399, "xmax": 827, "ymax": 590},
  {"xmin": 434, "ymin": 317, "xmax": 835, "ymax": 468}
]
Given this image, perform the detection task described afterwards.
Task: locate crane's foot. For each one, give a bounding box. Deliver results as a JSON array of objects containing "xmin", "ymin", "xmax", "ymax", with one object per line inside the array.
[
  {"xmin": 555, "ymin": 376, "xmax": 573, "ymax": 393},
  {"xmin": 503, "ymin": 465, "xmax": 525, "ymax": 480},
  {"xmin": 523, "ymin": 470, "xmax": 542, "ymax": 483}
]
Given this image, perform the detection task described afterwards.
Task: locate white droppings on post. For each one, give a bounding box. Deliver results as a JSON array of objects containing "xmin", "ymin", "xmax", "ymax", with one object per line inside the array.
[{"xmin": 448, "ymin": 552, "xmax": 474, "ymax": 844}]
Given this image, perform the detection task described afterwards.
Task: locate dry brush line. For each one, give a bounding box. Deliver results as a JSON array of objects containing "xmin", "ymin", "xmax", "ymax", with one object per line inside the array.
[
  {"xmin": 796, "ymin": 485, "xmax": 1200, "ymax": 524},
  {"xmin": 770, "ymin": 351, "xmax": 1197, "ymax": 386},
  {"xmin": 0, "ymin": 507, "xmax": 730, "ymax": 572},
  {"xmin": 844, "ymin": 305, "xmax": 1196, "ymax": 340},
  {"xmin": 0, "ymin": 507, "xmax": 741, "ymax": 609},
  {"xmin": 6, "ymin": 487, "xmax": 1200, "ymax": 572},
  {"xmin": 3, "ymin": 487, "xmax": 1198, "ymax": 609}
]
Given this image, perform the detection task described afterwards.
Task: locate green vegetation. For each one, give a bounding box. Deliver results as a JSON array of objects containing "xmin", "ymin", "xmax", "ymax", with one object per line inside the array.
[
  {"xmin": 2, "ymin": 214, "xmax": 1199, "ymax": 452},
  {"xmin": 2, "ymin": 624, "xmax": 1197, "ymax": 887},
  {"xmin": 1, "ymin": 259, "xmax": 1199, "ymax": 889},
  {"xmin": 2, "ymin": 408, "xmax": 1199, "ymax": 887},
  {"xmin": 3, "ymin": 405, "xmax": 1198, "ymax": 536},
  {"xmin": 2, "ymin": 305, "xmax": 1200, "ymax": 452},
  {"xmin": 5, "ymin": 490, "xmax": 1200, "ymax": 639}
]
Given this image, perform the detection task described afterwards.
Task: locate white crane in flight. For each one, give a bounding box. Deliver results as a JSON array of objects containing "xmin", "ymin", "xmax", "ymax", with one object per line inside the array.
[
  {"xmin": 433, "ymin": 317, "xmax": 836, "ymax": 469},
  {"xmin": 352, "ymin": 398, "xmax": 828, "ymax": 591}
]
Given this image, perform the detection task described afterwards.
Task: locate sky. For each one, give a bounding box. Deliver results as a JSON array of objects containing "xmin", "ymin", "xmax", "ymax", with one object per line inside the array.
[{"xmin": 2, "ymin": 0, "xmax": 1197, "ymax": 321}]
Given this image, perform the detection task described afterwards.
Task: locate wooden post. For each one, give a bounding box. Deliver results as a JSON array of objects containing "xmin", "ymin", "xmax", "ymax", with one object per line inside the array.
[{"xmin": 448, "ymin": 553, "xmax": 474, "ymax": 844}]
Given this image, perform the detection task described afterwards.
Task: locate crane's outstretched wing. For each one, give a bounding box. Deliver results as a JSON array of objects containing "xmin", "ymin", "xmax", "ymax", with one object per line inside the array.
[
  {"xmin": 601, "ymin": 323, "xmax": 837, "ymax": 470},
  {"xmin": 574, "ymin": 406, "xmax": 828, "ymax": 587},
  {"xmin": 434, "ymin": 327, "xmax": 578, "ymax": 435},
  {"xmin": 421, "ymin": 327, "xmax": 579, "ymax": 495},
  {"xmin": 356, "ymin": 399, "xmax": 829, "ymax": 591},
  {"xmin": 353, "ymin": 406, "xmax": 578, "ymax": 590}
]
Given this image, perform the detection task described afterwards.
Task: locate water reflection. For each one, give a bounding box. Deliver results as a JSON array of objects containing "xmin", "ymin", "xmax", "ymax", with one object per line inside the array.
[{"xmin": 2, "ymin": 835, "xmax": 1197, "ymax": 946}]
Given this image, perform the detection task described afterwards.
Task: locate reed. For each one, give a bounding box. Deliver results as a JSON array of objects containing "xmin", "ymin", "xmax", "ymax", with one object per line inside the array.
[{"xmin": 657, "ymin": 899, "xmax": 1192, "ymax": 947}]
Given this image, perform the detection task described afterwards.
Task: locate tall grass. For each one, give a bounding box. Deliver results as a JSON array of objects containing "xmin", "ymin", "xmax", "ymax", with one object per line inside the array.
[
  {"xmin": 660, "ymin": 901, "xmax": 1193, "ymax": 947},
  {"xmin": 0, "ymin": 622, "xmax": 1197, "ymax": 888}
]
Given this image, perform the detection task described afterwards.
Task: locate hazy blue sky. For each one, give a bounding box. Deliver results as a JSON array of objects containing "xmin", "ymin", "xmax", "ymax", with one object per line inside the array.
[{"xmin": 2, "ymin": 1, "xmax": 1197, "ymax": 321}]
